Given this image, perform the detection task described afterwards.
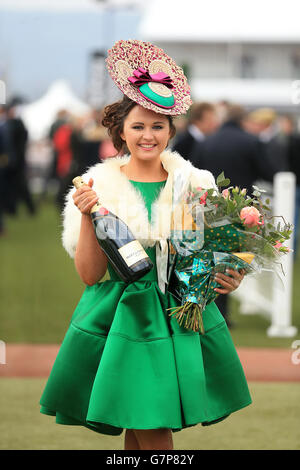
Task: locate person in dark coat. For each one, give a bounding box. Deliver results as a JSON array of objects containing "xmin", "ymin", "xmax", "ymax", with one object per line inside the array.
[
  {"xmin": 3, "ymin": 104, "xmax": 35, "ymax": 215},
  {"xmin": 280, "ymin": 114, "xmax": 300, "ymax": 256},
  {"xmin": 245, "ymin": 108, "xmax": 289, "ymax": 174},
  {"xmin": 201, "ymin": 105, "xmax": 276, "ymax": 195},
  {"xmin": 172, "ymin": 102, "xmax": 219, "ymax": 167},
  {"xmin": 0, "ymin": 105, "xmax": 7, "ymax": 233},
  {"xmin": 200, "ymin": 104, "xmax": 277, "ymax": 327}
]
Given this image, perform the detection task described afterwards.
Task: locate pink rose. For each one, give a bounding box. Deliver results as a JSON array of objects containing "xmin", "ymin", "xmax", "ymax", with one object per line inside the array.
[
  {"xmin": 196, "ymin": 186, "xmax": 207, "ymax": 205},
  {"xmin": 200, "ymin": 192, "xmax": 207, "ymax": 205},
  {"xmin": 222, "ymin": 189, "xmax": 230, "ymax": 198},
  {"xmin": 274, "ymin": 241, "xmax": 283, "ymax": 250},
  {"xmin": 240, "ymin": 206, "xmax": 261, "ymax": 227}
]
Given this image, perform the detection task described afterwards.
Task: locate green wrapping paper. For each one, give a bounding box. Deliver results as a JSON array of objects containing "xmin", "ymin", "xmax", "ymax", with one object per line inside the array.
[{"xmin": 167, "ymin": 225, "xmax": 255, "ymax": 333}]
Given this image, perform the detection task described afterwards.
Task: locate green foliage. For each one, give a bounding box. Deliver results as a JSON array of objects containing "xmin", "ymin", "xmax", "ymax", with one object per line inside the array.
[
  {"xmin": 216, "ymin": 172, "xmax": 231, "ymax": 188},
  {"xmin": 189, "ymin": 172, "xmax": 293, "ymax": 258}
]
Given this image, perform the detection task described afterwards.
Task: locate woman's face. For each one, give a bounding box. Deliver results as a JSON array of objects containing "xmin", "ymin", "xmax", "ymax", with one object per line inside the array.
[{"xmin": 120, "ymin": 105, "xmax": 171, "ymax": 162}]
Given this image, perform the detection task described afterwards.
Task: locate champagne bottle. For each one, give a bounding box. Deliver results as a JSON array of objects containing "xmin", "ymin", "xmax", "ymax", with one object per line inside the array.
[{"xmin": 72, "ymin": 176, "xmax": 153, "ymax": 282}]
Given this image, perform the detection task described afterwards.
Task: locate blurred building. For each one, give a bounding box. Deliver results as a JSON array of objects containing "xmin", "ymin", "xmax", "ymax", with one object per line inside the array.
[{"xmin": 139, "ymin": 0, "xmax": 300, "ymax": 113}]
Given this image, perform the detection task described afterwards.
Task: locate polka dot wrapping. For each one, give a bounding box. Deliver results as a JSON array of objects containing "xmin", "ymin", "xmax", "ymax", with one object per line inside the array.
[
  {"xmin": 168, "ymin": 224, "xmax": 255, "ymax": 313},
  {"xmin": 106, "ymin": 39, "xmax": 192, "ymax": 116}
]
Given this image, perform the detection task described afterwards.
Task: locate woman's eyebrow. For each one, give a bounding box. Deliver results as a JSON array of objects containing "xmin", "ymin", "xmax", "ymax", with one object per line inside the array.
[{"xmin": 131, "ymin": 121, "xmax": 166, "ymax": 125}]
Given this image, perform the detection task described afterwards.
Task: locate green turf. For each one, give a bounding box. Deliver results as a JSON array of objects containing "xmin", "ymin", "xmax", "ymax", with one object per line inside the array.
[
  {"xmin": 1, "ymin": 199, "xmax": 299, "ymax": 347},
  {"xmin": 0, "ymin": 378, "xmax": 299, "ymax": 450}
]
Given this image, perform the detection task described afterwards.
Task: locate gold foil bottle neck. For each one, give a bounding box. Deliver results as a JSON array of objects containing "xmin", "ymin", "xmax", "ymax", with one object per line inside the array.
[
  {"xmin": 72, "ymin": 176, "xmax": 102, "ymax": 214},
  {"xmin": 72, "ymin": 176, "xmax": 85, "ymax": 189}
]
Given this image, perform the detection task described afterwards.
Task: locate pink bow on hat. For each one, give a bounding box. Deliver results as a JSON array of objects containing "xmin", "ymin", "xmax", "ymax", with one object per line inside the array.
[{"xmin": 128, "ymin": 67, "xmax": 174, "ymax": 89}]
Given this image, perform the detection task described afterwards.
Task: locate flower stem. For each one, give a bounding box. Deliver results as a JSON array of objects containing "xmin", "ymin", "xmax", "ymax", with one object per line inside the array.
[{"xmin": 166, "ymin": 302, "xmax": 205, "ymax": 334}]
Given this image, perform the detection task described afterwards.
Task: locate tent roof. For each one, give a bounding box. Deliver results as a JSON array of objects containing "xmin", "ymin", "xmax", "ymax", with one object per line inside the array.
[
  {"xmin": 20, "ymin": 80, "xmax": 90, "ymax": 140},
  {"xmin": 139, "ymin": 0, "xmax": 300, "ymax": 43}
]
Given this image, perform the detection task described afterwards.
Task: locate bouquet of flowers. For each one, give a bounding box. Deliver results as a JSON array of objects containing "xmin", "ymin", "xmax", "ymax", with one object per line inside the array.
[{"xmin": 167, "ymin": 171, "xmax": 293, "ymax": 334}]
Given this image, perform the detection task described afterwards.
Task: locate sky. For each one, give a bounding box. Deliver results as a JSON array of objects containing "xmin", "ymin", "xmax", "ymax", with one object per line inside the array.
[
  {"xmin": 0, "ymin": 4, "xmax": 141, "ymax": 102},
  {"xmin": 0, "ymin": 0, "xmax": 143, "ymax": 10}
]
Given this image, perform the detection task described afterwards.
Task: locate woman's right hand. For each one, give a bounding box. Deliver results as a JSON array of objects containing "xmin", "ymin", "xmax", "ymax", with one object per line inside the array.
[{"xmin": 72, "ymin": 178, "xmax": 99, "ymax": 215}]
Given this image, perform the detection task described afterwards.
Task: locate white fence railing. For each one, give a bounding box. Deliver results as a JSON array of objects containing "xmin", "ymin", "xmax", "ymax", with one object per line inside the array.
[{"xmin": 231, "ymin": 172, "xmax": 298, "ymax": 338}]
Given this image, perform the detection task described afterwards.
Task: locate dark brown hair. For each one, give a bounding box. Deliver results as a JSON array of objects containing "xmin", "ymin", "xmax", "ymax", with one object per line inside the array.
[{"xmin": 102, "ymin": 95, "xmax": 176, "ymax": 153}]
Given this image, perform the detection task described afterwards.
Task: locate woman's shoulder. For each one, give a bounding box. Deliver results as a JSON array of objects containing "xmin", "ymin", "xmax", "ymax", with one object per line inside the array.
[
  {"xmin": 164, "ymin": 149, "xmax": 217, "ymax": 190},
  {"xmin": 190, "ymin": 166, "xmax": 217, "ymax": 190}
]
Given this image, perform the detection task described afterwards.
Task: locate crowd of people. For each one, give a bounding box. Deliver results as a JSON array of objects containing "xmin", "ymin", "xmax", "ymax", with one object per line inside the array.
[
  {"xmin": 172, "ymin": 101, "xmax": 300, "ymax": 326},
  {"xmin": 0, "ymin": 103, "xmax": 117, "ymax": 232},
  {"xmin": 1, "ymin": 99, "xmax": 300, "ymax": 291}
]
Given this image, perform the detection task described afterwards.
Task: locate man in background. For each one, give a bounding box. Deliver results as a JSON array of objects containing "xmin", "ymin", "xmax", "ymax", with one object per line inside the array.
[
  {"xmin": 172, "ymin": 102, "xmax": 219, "ymax": 167},
  {"xmin": 279, "ymin": 114, "xmax": 300, "ymax": 255},
  {"xmin": 245, "ymin": 107, "xmax": 289, "ymax": 173},
  {"xmin": 201, "ymin": 104, "xmax": 276, "ymax": 195},
  {"xmin": 200, "ymin": 104, "xmax": 277, "ymax": 327},
  {"xmin": 0, "ymin": 105, "xmax": 7, "ymax": 233},
  {"xmin": 2, "ymin": 102, "xmax": 35, "ymax": 216}
]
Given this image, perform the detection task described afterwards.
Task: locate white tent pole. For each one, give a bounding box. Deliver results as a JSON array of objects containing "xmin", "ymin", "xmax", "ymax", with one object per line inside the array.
[{"xmin": 267, "ymin": 172, "xmax": 298, "ymax": 338}]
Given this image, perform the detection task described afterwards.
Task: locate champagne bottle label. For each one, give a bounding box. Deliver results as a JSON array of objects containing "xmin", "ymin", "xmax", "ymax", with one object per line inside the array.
[{"xmin": 118, "ymin": 240, "xmax": 148, "ymax": 267}]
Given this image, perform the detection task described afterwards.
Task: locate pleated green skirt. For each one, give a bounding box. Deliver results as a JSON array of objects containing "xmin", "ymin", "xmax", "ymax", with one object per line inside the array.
[{"xmin": 40, "ymin": 249, "xmax": 252, "ymax": 436}]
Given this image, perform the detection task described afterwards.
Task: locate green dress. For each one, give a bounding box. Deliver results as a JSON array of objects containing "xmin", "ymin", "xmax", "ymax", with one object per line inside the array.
[{"xmin": 40, "ymin": 180, "xmax": 252, "ymax": 436}]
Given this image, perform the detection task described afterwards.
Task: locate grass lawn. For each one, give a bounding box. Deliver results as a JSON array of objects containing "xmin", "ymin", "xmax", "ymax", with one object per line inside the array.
[
  {"xmin": 1, "ymin": 198, "xmax": 300, "ymax": 347},
  {"xmin": 0, "ymin": 378, "xmax": 299, "ymax": 450}
]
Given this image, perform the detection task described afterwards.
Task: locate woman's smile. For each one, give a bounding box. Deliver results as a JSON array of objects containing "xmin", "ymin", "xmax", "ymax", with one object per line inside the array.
[{"xmin": 138, "ymin": 143, "xmax": 157, "ymax": 150}]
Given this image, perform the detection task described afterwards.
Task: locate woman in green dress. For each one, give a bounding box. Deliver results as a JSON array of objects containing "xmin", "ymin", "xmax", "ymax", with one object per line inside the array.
[{"xmin": 39, "ymin": 40, "xmax": 251, "ymax": 450}]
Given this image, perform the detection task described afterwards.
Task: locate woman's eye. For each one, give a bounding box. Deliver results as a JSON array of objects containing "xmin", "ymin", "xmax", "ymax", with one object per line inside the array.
[{"xmin": 131, "ymin": 125, "xmax": 164, "ymax": 130}]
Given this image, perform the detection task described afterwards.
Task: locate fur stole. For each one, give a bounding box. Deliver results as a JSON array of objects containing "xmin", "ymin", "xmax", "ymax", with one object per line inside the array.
[{"xmin": 62, "ymin": 149, "xmax": 217, "ymax": 258}]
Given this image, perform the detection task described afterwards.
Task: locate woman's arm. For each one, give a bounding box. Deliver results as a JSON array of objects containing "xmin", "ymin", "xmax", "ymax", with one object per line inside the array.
[{"xmin": 73, "ymin": 178, "xmax": 108, "ymax": 285}]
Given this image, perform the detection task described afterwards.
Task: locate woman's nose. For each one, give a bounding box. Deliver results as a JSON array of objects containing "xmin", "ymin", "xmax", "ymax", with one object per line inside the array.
[{"xmin": 142, "ymin": 128, "xmax": 154, "ymax": 140}]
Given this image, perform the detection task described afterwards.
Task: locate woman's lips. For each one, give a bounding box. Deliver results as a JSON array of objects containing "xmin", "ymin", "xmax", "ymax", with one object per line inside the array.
[{"xmin": 138, "ymin": 144, "xmax": 157, "ymax": 150}]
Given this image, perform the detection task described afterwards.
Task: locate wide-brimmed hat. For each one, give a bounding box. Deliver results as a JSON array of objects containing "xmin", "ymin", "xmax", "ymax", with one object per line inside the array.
[{"xmin": 106, "ymin": 39, "xmax": 192, "ymax": 116}]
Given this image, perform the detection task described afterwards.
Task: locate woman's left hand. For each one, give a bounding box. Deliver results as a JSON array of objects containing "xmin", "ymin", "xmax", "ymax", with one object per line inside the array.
[{"xmin": 214, "ymin": 269, "xmax": 245, "ymax": 294}]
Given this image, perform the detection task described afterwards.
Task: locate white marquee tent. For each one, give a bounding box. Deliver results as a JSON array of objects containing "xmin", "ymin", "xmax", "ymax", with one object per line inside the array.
[{"xmin": 20, "ymin": 80, "xmax": 90, "ymax": 140}]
